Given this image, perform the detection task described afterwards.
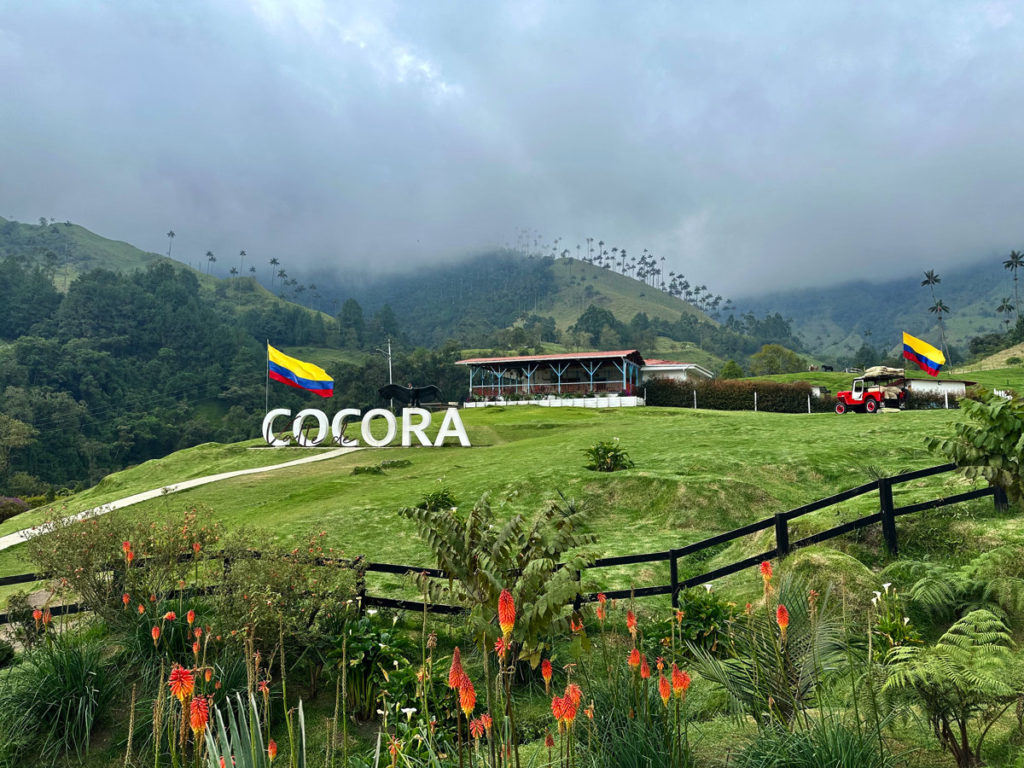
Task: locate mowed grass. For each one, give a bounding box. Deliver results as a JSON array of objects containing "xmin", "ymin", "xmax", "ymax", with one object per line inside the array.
[{"xmin": 3, "ymin": 404, "xmax": 1003, "ymax": 604}]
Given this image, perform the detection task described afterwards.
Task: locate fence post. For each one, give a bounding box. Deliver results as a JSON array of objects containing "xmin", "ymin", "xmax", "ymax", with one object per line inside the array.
[
  {"xmin": 993, "ymin": 484, "xmax": 1009, "ymax": 512},
  {"xmin": 670, "ymin": 552, "xmax": 679, "ymax": 608},
  {"xmin": 693, "ymin": 389, "xmax": 697, "ymax": 409},
  {"xmin": 754, "ymin": 391, "xmax": 758, "ymax": 412},
  {"xmin": 807, "ymin": 394, "xmax": 811, "ymax": 414},
  {"xmin": 774, "ymin": 513, "xmax": 790, "ymax": 557},
  {"xmin": 879, "ymin": 477, "xmax": 898, "ymax": 556}
]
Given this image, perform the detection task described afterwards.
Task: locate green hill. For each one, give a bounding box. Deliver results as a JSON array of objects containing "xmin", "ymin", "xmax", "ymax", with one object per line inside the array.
[{"xmin": 738, "ymin": 257, "xmax": 1017, "ymax": 359}]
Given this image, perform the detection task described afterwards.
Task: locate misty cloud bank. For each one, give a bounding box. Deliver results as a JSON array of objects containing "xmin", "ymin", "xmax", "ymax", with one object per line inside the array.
[{"xmin": 1, "ymin": 1, "xmax": 1022, "ymax": 295}]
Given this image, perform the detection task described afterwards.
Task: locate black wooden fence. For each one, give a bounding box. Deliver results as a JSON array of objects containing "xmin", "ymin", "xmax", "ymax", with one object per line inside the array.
[{"xmin": 0, "ymin": 463, "xmax": 1010, "ymax": 625}]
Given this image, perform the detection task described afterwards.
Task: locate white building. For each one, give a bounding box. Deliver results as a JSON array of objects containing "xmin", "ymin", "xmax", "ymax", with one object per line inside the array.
[{"xmin": 641, "ymin": 359, "xmax": 715, "ymax": 384}]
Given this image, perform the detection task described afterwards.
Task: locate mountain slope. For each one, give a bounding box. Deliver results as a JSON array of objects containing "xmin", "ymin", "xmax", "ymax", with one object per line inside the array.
[{"xmin": 738, "ymin": 258, "xmax": 1013, "ymax": 357}]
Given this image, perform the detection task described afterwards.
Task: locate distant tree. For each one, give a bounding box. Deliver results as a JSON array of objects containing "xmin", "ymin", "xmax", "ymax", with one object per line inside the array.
[
  {"xmin": 749, "ymin": 344, "xmax": 805, "ymax": 375},
  {"xmin": 922, "ymin": 269, "xmax": 950, "ymax": 365},
  {"xmin": 997, "ymin": 297, "xmax": 1015, "ymax": 332},
  {"xmin": 249, "ymin": 265, "xmax": 256, "ymax": 275},
  {"xmin": 166, "ymin": 230, "xmax": 175, "ymax": 258},
  {"xmin": 38, "ymin": 217, "xmax": 47, "ymax": 227},
  {"xmin": 229, "ymin": 267, "xmax": 238, "ymax": 278},
  {"xmin": 239, "ymin": 249, "xmax": 246, "ymax": 276},
  {"xmin": 269, "ymin": 257, "xmax": 280, "ymax": 286},
  {"xmin": 719, "ymin": 360, "xmax": 744, "ymax": 379},
  {"xmin": 1003, "ymin": 251, "xmax": 1023, "ymax": 326},
  {"xmin": 206, "ymin": 250, "xmax": 216, "ymax": 274}
]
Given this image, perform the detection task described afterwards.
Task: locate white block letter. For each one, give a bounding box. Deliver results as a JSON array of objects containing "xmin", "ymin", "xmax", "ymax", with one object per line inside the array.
[
  {"xmin": 262, "ymin": 409, "xmax": 292, "ymax": 447},
  {"xmin": 331, "ymin": 408, "xmax": 362, "ymax": 446},
  {"xmin": 401, "ymin": 408, "xmax": 432, "ymax": 447},
  {"xmin": 361, "ymin": 408, "xmax": 397, "ymax": 447},
  {"xmin": 292, "ymin": 409, "xmax": 329, "ymax": 447},
  {"xmin": 434, "ymin": 408, "xmax": 471, "ymax": 447}
]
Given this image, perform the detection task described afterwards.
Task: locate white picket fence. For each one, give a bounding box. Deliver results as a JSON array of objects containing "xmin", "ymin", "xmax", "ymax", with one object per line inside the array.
[{"xmin": 463, "ymin": 395, "xmax": 645, "ymax": 409}]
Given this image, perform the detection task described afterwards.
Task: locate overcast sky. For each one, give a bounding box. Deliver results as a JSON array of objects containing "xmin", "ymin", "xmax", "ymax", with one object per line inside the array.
[{"xmin": 1, "ymin": 1, "xmax": 1022, "ymax": 296}]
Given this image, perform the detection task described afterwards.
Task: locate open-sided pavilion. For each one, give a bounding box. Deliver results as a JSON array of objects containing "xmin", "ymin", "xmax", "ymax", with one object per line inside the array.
[{"xmin": 455, "ymin": 350, "xmax": 646, "ymax": 398}]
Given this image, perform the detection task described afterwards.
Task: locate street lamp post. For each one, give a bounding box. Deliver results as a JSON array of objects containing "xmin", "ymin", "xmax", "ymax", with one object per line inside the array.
[{"xmin": 375, "ymin": 338, "xmax": 393, "ymax": 410}]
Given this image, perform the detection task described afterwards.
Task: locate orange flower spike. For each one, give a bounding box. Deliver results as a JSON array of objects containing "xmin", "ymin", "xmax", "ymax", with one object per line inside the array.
[
  {"xmin": 122, "ymin": 593, "xmax": 131, "ymax": 607},
  {"xmin": 494, "ymin": 637, "xmax": 507, "ymax": 659},
  {"xmin": 640, "ymin": 655, "xmax": 651, "ymax": 680},
  {"xmin": 220, "ymin": 757, "xmax": 226, "ymax": 768},
  {"xmin": 481, "ymin": 713, "xmax": 492, "ymax": 733},
  {"xmin": 469, "ymin": 717, "xmax": 485, "ymax": 740},
  {"xmin": 447, "ymin": 647, "xmax": 464, "ymax": 690},
  {"xmin": 126, "ymin": 550, "xmax": 134, "ymax": 564},
  {"xmin": 597, "ymin": 593, "xmax": 607, "ymax": 605},
  {"xmin": 776, "ymin": 604, "xmax": 790, "ymax": 637},
  {"xmin": 192, "ymin": 541, "xmax": 201, "ymax": 554},
  {"xmin": 137, "ymin": 604, "xmax": 145, "ymax": 615},
  {"xmin": 551, "ymin": 695, "xmax": 566, "ymax": 721},
  {"xmin": 268, "ymin": 739, "xmax": 278, "ymax": 762},
  {"xmin": 163, "ymin": 611, "xmax": 176, "ymax": 621},
  {"xmin": 671, "ymin": 664, "xmax": 691, "ymax": 699},
  {"xmin": 658, "ymin": 673, "xmax": 671, "ymax": 706},
  {"xmin": 541, "ymin": 659, "xmax": 553, "ymax": 693},
  {"xmin": 151, "ymin": 625, "xmax": 161, "ymax": 646},
  {"xmin": 570, "ymin": 618, "xmax": 583, "ymax": 633},
  {"xmin": 675, "ymin": 609, "xmax": 684, "ymax": 624},
  {"xmin": 459, "ymin": 675, "xmax": 476, "ymax": 718},
  {"xmin": 189, "ymin": 696, "xmax": 209, "ymax": 734},
  {"xmin": 187, "ymin": 609, "xmax": 196, "ymax": 626},
  {"xmin": 584, "ymin": 704, "xmax": 594, "ymax": 720},
  {"xmin": 545, "ymin": 733, "xmax": 555, "ymax": 748},
  {"xmin": 498, "ymin": 589, "xmax": 516, "ymax": 637},
  {"xmin": 122, "ymin": 541, "xmax": 132, "ymax": 555},
  {"xmin": 626, "ymin": 610, "xmax": 637, "ymax": 637},
  {"xmin": 32, "ymin": 608, "xmax": 42, "ymax": 627},
  {"xmin": 192, "ymin": 640, "xmax": 201, "ymax": 657},
  {"xmin": 628, "ymin": 647, "xmax": 641, "ymax": 669},
  {"xmin": 760, "ymin": 560, "xmax": 773, "ymax": 593},
  {"xmin": 168, "ymin": 664, "xmax": 195, "ymax": 702},
  {"xmin": 565, "ymin": 682, "xmax": 583, "ymax": 707},
  {"xmin": 562, "ymin": 696, "xmax": 578, "ymax": 727},
  {"xmin": 596, "ymin": 604, "xmax": 606, "ymax": 622},
  {"xmin": 205, "ymin": 668, "xmax": 213, "ymax": 683},
  {"xmin": 656, "ymin": 656, "xmax": 665, "ymax": 672}
]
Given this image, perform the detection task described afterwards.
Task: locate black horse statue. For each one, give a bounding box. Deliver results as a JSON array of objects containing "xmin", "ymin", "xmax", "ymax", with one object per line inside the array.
[{"xmin": 378, "ymin": 383, "xmax": 443, "ymax": 408}]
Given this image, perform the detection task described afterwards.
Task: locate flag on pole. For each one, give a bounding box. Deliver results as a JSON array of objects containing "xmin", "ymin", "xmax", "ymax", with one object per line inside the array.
[
  {"xmin": 902, "ymin": 332, "xmax": 945, "ymax": 377},
  {"xmin": 267, "ymin": 344, "xmax": 334, "ymax": 397}
]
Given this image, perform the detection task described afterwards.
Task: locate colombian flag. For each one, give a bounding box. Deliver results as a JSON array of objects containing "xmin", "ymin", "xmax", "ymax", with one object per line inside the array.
[
  {"xmin": 902, "ymin": 332, "xmax": 945, "ymax": 377},
  {"xmin": 267, "ymin": 344, "xmax": 334, "ymax": 397}
]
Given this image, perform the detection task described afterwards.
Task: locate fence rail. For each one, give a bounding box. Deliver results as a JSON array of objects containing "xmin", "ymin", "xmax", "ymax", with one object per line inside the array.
[{"xmin": 0, "ymin": 464, "xmax": 1010, "ymax": 625}]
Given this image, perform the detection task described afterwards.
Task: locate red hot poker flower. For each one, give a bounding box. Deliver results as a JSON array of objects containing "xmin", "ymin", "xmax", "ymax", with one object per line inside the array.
[
  {"xmin": 545, "ymin": 733, "xmax": 555, "ymax": 748},
  {"xmin": 541, "ymin": 659, "xmax": 553, "ymax": 692},
  {"xmin": 32, "ymin": 609, "xmax": 42, "ymax": 626},
  {"xmin": 658, "ymin": 673, "xmax": 671, "ymax": 706},
  {"xmin": 498, "ymin": 589, "xmax": 516, "ymax": 637},
  {"xmin": 187, "ymin": 609, "xmax": 196, "ymax": 626},
  {"xmin": 671, "ymin": 664, "xmax": 691, "ymax": 699},
  {"xmin": 596, "ymin": 604, "xmax": 606, "ymax": 622},
  {"xmin": 189, "ymin": 696, "xmax": 209, "ymax": 734},
  {"xmin": 459, "ymin": 675, "xmax": 476, "ymax": 718},
  {"xmin": 151, "ymin": 626, "xmax": 161, "ymax": 646},
  {"xmin": 626, "ymin": 610, "xmax": 637, "ymax": 637},
  {"xmin": 122, "ymin": 541, "xmax": 132, "ymax": 554},
  {"xmin": 268, "ymin": 739, "xmax": 278, "ymax": 762},
  {"xmin": 448, "ymin": 647, "xmax": 464, "ymax": 690},
  {"xmin": 776, "ymin": 604, "xmax": 790, "ymax": 636},
  {"xmin": 760, "ymin": 560, "xmax": 773, "ymax": 581},
  {"xmin": 480, "ymin": 713, "xmax": 492, "ymax": 733},
  {"xmin": 628, "ymin": 648, "xmax": 641, "ymax": 668},
  {"xmin": 163, "ymin": 611, "xmax": 176, "ymax": 621},
  {"xmin": 597, "ymin": 593, "xmax": 607, "ymax": 605},
  {"xmin": 168, "ymin": 665, "xmax": 195, "ymax": 702},
  {"xmin": 570, "ymin": 618, "xmax": 583, "ymax": 633},
  {"xmin": 122, "ymin": 593, "xmax": 130, "ymax": 606},
  {"xmin": 42, "ymin": 609, "xmax": 51, "ymax": 627},
  {"xmin": 640, "ymin": 655, "xmax": 651, "ymax": 679},
  {"xmin": 469, "ymin": 717, "xmax": 485, "ymax": 740},
  {"xmin": 565, "ymin": 682, "xmax": 583, "ymax": 707}
]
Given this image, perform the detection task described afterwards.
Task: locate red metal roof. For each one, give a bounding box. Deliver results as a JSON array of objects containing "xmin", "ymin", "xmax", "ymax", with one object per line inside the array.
[
  {"xmin": 643, "ymin": 359, "xmax": 694, "ymax": 366},
  {"xmin": 456, "ymin": 350, "xmax": 644, "ymax": 365}
]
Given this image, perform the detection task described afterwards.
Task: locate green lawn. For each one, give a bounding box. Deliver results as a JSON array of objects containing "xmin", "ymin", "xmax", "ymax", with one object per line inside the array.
[{"xmin": 2, "ymin": 404, "xmax": 1003, "ymax": 606}]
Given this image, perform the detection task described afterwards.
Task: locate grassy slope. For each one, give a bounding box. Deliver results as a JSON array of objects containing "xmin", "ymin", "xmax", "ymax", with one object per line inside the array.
[
  {"xmin": 3, "ymin": 404, "xmax": 1005, "ymax": 605},
  {"xmin": 543, "ymin": 259, "xmax": 704, "ymax": 331}
]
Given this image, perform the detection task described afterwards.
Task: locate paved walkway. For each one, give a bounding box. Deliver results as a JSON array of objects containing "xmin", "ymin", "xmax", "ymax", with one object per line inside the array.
[{"xmin": 0, "ymin": 446, "xmax": 363, "ymax": 553}]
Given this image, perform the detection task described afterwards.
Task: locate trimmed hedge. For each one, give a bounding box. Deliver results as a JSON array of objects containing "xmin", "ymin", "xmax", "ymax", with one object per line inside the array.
[{"xmin": 646, "ymin": 379, "xmax": 955, "ymax": 413}]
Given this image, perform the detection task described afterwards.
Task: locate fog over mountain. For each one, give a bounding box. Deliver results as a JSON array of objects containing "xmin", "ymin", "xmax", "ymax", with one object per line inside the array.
[{"xmin": 1, "ymin": 1, "xmax": 1022, "ymax": 294}]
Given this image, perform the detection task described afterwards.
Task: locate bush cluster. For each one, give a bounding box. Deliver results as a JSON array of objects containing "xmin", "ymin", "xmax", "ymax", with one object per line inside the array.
[
  {"xmin": 0, "ymin": 496, "xmax": 28, "ymax": 523},
  {"xmin": 645, "ymin": 378, "xmax": 835, "ymax": 413}
]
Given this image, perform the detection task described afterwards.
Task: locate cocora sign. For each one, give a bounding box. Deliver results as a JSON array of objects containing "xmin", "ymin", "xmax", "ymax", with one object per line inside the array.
[{"xmin": 262, "ymin": 407, "xmax": 471, "ymax": 448}]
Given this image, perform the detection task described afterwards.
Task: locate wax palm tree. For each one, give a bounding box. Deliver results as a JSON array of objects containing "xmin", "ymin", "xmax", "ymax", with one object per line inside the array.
[
  {"xmin": 238, "ymin": 249, "xmax": 246, "ymax": 276},
  {"xmin": 165, "ymin": 230, "xmax": 175, "ymax": 258},
  {"xmin": 930, "ymin": 299, "xmax": 952, "ymax": 363},
  {"xmin": 269, "ymin": 257, "xmax": 280, "ymax": 287},
  {"xmin": 997, "ymin": 298, "xmax": 1015, "ymax": 331},
  {"xmin": 921, "ymin": 269, "xmax": 941, "ymax": 301},
  {"xmin": 1004, "ymin": 251, "xmax": 1023, "ymax": 326},
  {"xmin": 206, "ymin": 250, "xmax": 216, "ymax": 274}
]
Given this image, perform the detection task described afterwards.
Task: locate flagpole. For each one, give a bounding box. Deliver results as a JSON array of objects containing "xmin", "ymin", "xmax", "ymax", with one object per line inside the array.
[{"xmin": 265, "ymin": 340, "xmax": 270, "ymax": 415}]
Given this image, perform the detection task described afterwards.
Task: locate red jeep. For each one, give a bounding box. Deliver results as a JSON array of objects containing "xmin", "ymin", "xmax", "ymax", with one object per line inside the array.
[{"xmin": 835, "ymin": 366, "xmax": 907, "ymax": 414}]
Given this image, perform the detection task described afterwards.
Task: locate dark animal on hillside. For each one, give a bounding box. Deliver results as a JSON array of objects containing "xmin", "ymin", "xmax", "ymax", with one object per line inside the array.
[
  {"xmin": 822, "ymin": 365, "xmax": 834, "ymax": 372},
  {"xmin": 378, "ymin": 384, "xmax": 443, "ymax": 408}
]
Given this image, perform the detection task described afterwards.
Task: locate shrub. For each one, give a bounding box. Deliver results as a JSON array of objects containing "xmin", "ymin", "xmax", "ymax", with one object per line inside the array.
[
  {"xmin": 646, "ymin": 378, "xmax": 834, "ymax": 413},
  {"xmin": 732, "ymin": 716, "xmax": 894, "ymax": 768},
  {"xmin": 0, "ymin": 497, "xmax": 28, "ymax": 524},
  {"xmin": 0, "ymin": 637, "xmax": 14, "ymax": 668},
  {"xmin": 0, "ymin": 633, "xmax": 117, "ymax": 763},
  {"xmin": 927, "ymin": 388, "xmax": 1024, "ymax": 503},
  {"xmin": 583, "ymin": 439, "xmax": 635, "ymax": 472},
  {"xmin": 1008, "ymin": 356, "xmax": 1022, "ymax": 365},
  {"xmin": 3, "ymin": 591, "xmax": 44, "ymax": 650},
  {"xmin": 418, "ymin": 484, "xmax": 458, "ymax": 510}
]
